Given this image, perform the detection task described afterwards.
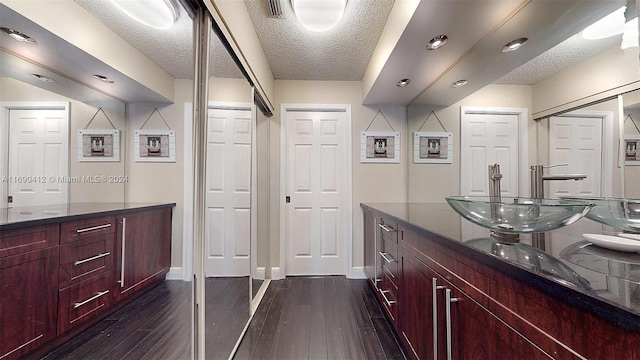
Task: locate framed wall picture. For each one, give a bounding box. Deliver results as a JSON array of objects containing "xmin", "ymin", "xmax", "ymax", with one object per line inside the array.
[
  {"xmin": 134, "ymin": 129, "xmax": 176, "ymax": 163},
  {"xmin": 78, "ymin": 129, "xmax": 120, "ymax": 162},
  {"xmin": 360, "ymin": 131, "xmax": 400, "ymax": 163},
  {"xmin": 625, "ymin": 136, "xmax": 640, "ymax": 165},
  {"xmin": 414, "ymin": 132, "xmax": 453, "ymax": 164}
]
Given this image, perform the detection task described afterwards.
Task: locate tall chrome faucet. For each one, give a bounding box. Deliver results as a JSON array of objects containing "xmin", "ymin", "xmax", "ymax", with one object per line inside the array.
[{"xmin": 530, "ymin": 164, "xmax": 587, "ymax": 249}]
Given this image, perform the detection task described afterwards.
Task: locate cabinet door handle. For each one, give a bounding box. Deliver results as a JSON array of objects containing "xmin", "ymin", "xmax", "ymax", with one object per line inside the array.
[
  {"xmin": 379, "ymin": 251, "xmax": 396, "ymax": 264},
  {"xmin": 74, "ymin": 252, "xmax": 111, "ymax": 266},
  {"xmin": 378, "ymin": 223, "xmax": 394, "ymax": 233},
  {"xmin": 445, "ymin": 288, "xmax": 459, "ymax": 360},
  {"xmin": 119, "ymin": 217, "xmax": 126, "ymax": 288},
  {"xmin": 433, "ymin": 278, "xmax": 446, "ymax": 360},
  {"xmin": 76, "ymin": 223, "xmax": 111, "ymax": 233},
  {"xmin": 74, "ymin": 290, "xmax": 109, "ymax": 309},
  {"xmin": 379, "ymin": 288, "xmax": 396, "ymax": 306}
]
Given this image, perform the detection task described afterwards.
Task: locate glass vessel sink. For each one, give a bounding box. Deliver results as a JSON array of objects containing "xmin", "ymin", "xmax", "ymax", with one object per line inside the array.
[
  {"xmin": 560, "ymin": 197, "xmax": 640, "ymax": 233},
  {"xmin": 445, "ymin": 196, "xmax": 594, "ymax": 234}
]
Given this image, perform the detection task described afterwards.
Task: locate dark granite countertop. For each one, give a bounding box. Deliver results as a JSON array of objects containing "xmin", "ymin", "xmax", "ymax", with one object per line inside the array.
[
  {"xmin": 0, "ymin": 202, "xmax": 175, "ymax": 231},
  {"xmin": 361, "ymin": 202, "xmax": 640, "ymax": 332}
]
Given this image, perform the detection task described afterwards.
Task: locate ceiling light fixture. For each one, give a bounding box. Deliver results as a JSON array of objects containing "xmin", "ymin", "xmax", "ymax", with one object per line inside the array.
[
  {"xmin": 93, "ymin": 74, "xmax": 115, "ymax": 83},
  {"xmin": 426, "ymin": 35, "xmax": 448, "ymax": 50},
  {"xmin": 396, "ymin": 79, "xmax": 410, "ymax": 87},
  {"xmin": 31, "ymin": 74, "xmax": 55, "ymax": 83},
  {"xmin": 581, "ymin": 6, "xmax": 626, "ymax": 40},
  {"xmin": 291, "ymin": 0, "xmax": 347, "ymax": 32},
  {"xmin": 451, "ymin": 80, "xmax": 468, "ymax": 88},
  {"xmin": 109, "ymin": 0, "xmax": 179, "ymax": 30},
  {"xmin": 502, "ymin": 38, "xmax": 528, "ymax": 52},
  {"xmin": 1, "ymin": 27, "xmax": 36, "ymax": 44}
]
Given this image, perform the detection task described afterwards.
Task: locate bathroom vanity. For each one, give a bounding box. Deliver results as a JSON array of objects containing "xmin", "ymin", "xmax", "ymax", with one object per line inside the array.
[
  {"xmin": 0, "ymin": 203, "xmax": 173, "ymax": 360},
  {"xmin": 362, "ymin": 203, "xmax": 640, "ymax": 360}
]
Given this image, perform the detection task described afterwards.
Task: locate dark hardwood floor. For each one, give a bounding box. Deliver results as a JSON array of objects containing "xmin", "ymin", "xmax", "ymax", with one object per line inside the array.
[
  {"xmin": 40, "ymin": 277, "xmax": 405, "ymax": 360},
  {"xmin": 235, "ymin": 277, "xmax": 407, "ymax": 360}
]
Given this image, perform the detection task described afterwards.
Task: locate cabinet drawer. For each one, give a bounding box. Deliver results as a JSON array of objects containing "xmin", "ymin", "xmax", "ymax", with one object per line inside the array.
[
  {"xmin": 58, "ymin": 271, "xmax": 113, "ymax": 335},
  {"xmin": 59, "ymin": 233, "xmax": 114, "ymax": 288},
  {"xmin": 380, "ymin": 238, "xmax": 398, "ymax": 282},
  {"xmin": 378, "ymin": 272, "xmax": 398, "ymax": 327},
  {"xmin": 0, "ymin": 224, "xmax": 59, "ymax": 258},
  {"xmin": 379, "ymin": 218, "xmax": 398, "ymax": 243},
  {"xmin": 60, "ymin": 216, "xmax": 116, "ymax": 244}
]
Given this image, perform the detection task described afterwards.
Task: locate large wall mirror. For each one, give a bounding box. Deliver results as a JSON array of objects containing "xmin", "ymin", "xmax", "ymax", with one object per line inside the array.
[{"xmin": 0, "ymin": 3, "xmax": 127, "ymax": 213}]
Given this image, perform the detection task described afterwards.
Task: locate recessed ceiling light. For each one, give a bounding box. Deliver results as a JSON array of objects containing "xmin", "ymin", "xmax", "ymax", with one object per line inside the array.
[
  {"xmin": 396, "ymin": 78, "xmax": 411, "ymax": 87},
  {"xmin": 291, "ymin": 0, "xmax": 347, "ymax": 32},
  {"xmin": 502, "ymin": 38, "xmax": 528, "ymax": 52},
  {"xmin": 31, "ymin": 74, "xmax": 55, "ymax": 83},
  {"xmin": 1, "ymin": 27, "xmax": 36, "ymax": 44},
  {"xmin": 109, "ymin": 0, "xmax": 179, "ymax": 30},
  {"xmin": 451, "ymin": 80, "xmax": 468, "ymax": 88},
  {"xmin": 93, "ymin": 74, "xmax": 115, "ymax": 83},
  {"xmin": 426, "ymin": 35, "xmax": 448, "ymax": 50}
]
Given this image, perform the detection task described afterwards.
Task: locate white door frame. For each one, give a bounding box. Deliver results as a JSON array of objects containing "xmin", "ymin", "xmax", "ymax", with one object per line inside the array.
[
  {"xmin": 460, "ymin": 106, "xmax": 529, "ymax": 196},
  {"xmin": 0, "ymin": 102, "xmax": 70, "ymax": 208},
  {"xmin": 181, "ymin": 101, "xmax": 255, "ymax": 281},
  {"xmin": 279, "ymin": 103, "xmax": 353, "ymax": 279},
  {"xmin": 551, "ymin": 109, "xmax": 614, "ymax": 197}
]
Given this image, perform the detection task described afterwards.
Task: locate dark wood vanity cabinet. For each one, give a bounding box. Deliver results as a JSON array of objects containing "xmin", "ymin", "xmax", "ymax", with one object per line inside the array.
[
  {"xmin": 0, "ymin": 204, "xmax": 173, "ymax": 360},
  {"xmin": 115, "ymin": 207, "xmax": 171, "ymax": 300},
  {"xmin": 0, "ymin": 225, "xmax": 59, "ymax": 360},
  {"xmin": 363, "ymin": 205, "xmax": 640, "ymax": 360}
]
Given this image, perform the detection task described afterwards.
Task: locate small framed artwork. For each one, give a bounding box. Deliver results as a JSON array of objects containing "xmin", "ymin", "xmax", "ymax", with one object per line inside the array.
[
  {"xmin": 625, "ymin": 136, "xmax": 640, "ymax": 165},
  {"xmin": 134, "ymin": 129, "xmax": 176, "ymax": 163},
  {"xmin": 414, "ymin": 132, "xmax": 453, "ymax": 164},
  {"xmin": 78, "ymin": 129, "xmax": 120, "ymax": 162},
  {"xmin": 360, "ymin": 131, "xmax": 400, "ymax": 163}
]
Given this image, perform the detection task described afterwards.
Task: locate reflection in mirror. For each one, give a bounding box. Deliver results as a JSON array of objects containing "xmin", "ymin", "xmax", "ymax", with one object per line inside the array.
[
  {"xmin": 0, "ymin": 3, "xmax": 126, "ymax": 209},
  {"xmin": 623, "ymin": 89, "xmax": 640, "ymax": 198},
  {"xmin": 204, "ymin": 26, "xmax": 253, "ymax": 359}
]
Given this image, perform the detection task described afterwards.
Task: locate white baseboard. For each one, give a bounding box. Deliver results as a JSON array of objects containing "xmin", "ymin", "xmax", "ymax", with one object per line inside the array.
[
  {"xmin": 271, "ymin": 267, "xmax": 284, "ymax": 280},
  {"xmin": 349, "ymin": 266, "xmax": 367, "ymax": 279},
  {"xmin": 254, "ymin": 267, "xmax": 265, "ymax": 280},
  {"xmin": 166, "ymin": 267, "xmax": 184, "ymax": 280}
]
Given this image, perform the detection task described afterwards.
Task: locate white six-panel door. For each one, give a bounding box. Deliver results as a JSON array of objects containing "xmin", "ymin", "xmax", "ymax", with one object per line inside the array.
[
  {"xmin": 8, "ymin": 108, "xmax": 68, "ymax": 207},
  {"xmin": 285, "ymin": 110, "xmax": 348, "ymax": 275},
  {"xmin": 548, "ymin": 115, "xmax": 602, "ymax": 199},
  {"xmin": 205, "ymin": 107, "xmax": 252, "ymax": 277}
]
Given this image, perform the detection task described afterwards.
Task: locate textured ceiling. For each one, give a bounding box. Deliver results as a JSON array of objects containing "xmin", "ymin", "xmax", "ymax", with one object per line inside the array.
[
  {"xmin": 244, "ymin": 0, "xmax": 394, "ymax": 81},
  {"xmin": 74, "ymin": 0, "xmax": 244, "ymax": 80},
  {"xmin": 495, "ymin": 33, "xmax": 621, "ymax": 85}
]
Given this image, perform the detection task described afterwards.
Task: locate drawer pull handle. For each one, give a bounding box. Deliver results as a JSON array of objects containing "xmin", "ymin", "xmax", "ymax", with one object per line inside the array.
[
  {"xmin": 445, "ymin": 288, "xmax": 460, "ymax": 360},
  {"xmin": 76, "ymin": 224, "xmax": 111, "ymax": 234},
  {"xmin": 378, "ymin": 223, "xmax": 394, "ymax": 233},
  {"xmin": 379, "ymin": 288, "xmax": 396, "ymax": 306},
  {"xmin": 379, "ymin": 252, "xmax": 396, "ymax": 263},
  {"xmin": 74, "ymin": 252, "xmax": 111, "ymax": 266},
  {"xmin": 74, "ymin": 290, "xmax": 109, "ymax": 309}
]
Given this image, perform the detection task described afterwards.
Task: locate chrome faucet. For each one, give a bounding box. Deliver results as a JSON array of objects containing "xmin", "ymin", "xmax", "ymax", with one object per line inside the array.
[
  {"xmin": 487, "ymin": 164, "xmax": 519, "ymax": 243},
  {"xmin": 530, "ymin": 164, "xmax": 587, "ymax": 250}
]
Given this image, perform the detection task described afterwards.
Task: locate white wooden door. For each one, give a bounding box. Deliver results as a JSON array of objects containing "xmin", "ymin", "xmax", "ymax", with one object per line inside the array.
[
  {"xmin": 285, "ymin": 110, "xmax": 348, "ymax": 275},
  {"xmin": 548, "ymin": 115, "xmax": 602, "ymax": 198},
  {"xmin": 460, "ymin": 109, "xmax": 523, "ymax": 240},
  {"xmin": 205, "ymin": 107, "xmax": 252, "ymax": 277},
  {"xmin": 8, "ymin": 108, "xmax": 68, "ymax": 207},
  {"xmin": 460, "ymin": 112, "xmax": 520, "ymax": 197}
]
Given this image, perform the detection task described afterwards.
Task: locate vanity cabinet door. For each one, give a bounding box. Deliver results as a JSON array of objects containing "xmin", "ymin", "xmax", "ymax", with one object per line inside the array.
[
  {"xmin": 114, "ymin": 208, "xmax": 171, "ymax": 300},
  {"xmin": 0, "ymin": 247, "xmax": 59, "ymax": 360},
  {"xmin": 444, "ymin": 283, "xmax": 554, "ymax": 360}
]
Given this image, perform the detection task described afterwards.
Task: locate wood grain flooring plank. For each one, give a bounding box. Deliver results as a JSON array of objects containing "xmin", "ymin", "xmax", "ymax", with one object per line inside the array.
[
  {"xmin": 308, "ymin": 277, "xmax": 328, "ymax": 359},
  {"xmin": 360, "ymin": 326, "xmax": 387, "ymax": 360},
  {"xmin": 334, "ymin": 277, "xmax": 368, "ymax": 359},
  {"xmin": 371, "ymin": 318, "xmax": 406, "ymax": 360}
]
